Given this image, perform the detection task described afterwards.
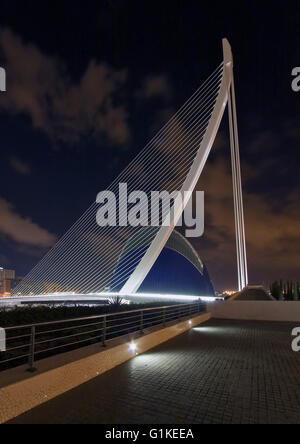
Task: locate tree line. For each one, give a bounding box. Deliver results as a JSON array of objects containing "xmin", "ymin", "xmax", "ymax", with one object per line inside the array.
[{"xmin": 270, "ymin": 280, "xmax": 299, "ymax": 301}]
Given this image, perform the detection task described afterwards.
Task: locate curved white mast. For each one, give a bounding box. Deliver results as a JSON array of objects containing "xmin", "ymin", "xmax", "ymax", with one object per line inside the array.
[{"xmin": 121, "ymin": 39, "xmax": 248, "ymax": 294}]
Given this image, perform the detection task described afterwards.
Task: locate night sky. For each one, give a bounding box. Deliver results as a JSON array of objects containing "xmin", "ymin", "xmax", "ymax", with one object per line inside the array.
[{"xmin": 0, "ymin": 0, "xmax": 300, "ymax": 291}]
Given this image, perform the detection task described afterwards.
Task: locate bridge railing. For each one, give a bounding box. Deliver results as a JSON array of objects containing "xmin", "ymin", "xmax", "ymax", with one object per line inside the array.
[{"xmin": 0, "ymin": 301, "xmax": 206, "ymax": 372}]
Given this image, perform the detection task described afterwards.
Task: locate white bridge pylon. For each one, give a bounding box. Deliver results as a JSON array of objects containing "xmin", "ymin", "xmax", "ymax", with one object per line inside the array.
[{"xmin": 120, "ymin": 39, "xmax": 248, "ymax": 294}]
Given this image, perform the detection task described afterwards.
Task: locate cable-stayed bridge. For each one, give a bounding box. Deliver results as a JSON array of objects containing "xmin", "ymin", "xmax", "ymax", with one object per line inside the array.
[{"xmin": 11, "ymin": 39, "xmax": 248, "ymax": 302}]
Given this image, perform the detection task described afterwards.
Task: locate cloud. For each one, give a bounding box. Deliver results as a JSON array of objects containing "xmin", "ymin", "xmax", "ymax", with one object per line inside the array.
[
  {"xmin": 149, "ymin": 107, "xmax": 175, "ymax": 135},
  {"xmin": 10, "ymin": 156, "xmax": 31, "ymax": 175},
  {"xmin": 0, "ymin": 253, "xmax": 9, "ymax": 266},
  {"xmin": 0, "ymin": 197, "xmax": 56, "ymax": 248},
  {"xmin": 0, "ymin": 28, "xmax": 130, "ymax": 146},
  {"xmin": 139, "ymin": 75, "xmax": 171, "ymax": 100},
  {"xmin": 194, "ymin": 142, "xmax": 300, "ymax": 289}
]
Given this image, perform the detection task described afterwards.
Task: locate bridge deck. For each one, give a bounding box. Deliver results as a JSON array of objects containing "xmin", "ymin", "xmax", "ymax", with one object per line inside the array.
[{"xmin": 8, "ymin": 319, "xmax": 300, "ymax": 424}]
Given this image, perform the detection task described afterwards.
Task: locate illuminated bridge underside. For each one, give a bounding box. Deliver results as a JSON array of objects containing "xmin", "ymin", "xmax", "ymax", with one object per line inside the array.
[
  {"xmin": 0, "ymin": 293, "xmax": 219, "ymax": 308},
  {"xmin": 13, "ymin": 38, "xmax": 248, "ymax": 298}
]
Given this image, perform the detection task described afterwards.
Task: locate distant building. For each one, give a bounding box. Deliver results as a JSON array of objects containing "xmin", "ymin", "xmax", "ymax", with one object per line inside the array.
[
  {"xmin": 1, "ymin": 279, "xmax": 12, "ymax": 296},
  {"xmin": 0, "ymin": 268, "xmax": 15, "ymax": 281},
  {"xmin": 0, "ymin": 268, "xmax": 21, "ymax": 297}
]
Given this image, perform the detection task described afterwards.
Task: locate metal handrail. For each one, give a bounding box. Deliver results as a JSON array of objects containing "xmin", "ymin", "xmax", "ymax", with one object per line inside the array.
[
  {"xmin": 3, "ymin": 302, "xmax": 189, "ymax": 331},
  {"xmin": 0, "ymin": 301, "xmax": 206, "ymax": 371}
]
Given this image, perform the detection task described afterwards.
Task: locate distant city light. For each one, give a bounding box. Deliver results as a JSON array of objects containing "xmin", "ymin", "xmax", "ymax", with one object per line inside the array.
[{"xmin": 222, "ymin": 290, "xmax": 237, "ymax": 296}]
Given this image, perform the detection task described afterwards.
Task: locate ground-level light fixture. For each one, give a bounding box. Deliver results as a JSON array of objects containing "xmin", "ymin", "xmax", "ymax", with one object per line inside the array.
[{"xmin": 129, "ymin": 341, "xmax": 137, "ymax": 353}]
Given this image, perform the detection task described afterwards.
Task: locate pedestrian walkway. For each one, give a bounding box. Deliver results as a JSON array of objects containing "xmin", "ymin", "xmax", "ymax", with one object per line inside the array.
[{"xmin": 8, "ymin": 319, "xmax": 300, "ymax": 424}]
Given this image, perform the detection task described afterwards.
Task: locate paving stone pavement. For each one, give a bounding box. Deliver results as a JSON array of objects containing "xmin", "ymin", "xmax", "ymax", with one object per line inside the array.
[{"xmin": 7, "ymin": 319, "xmax": 300, "ymax": 424}]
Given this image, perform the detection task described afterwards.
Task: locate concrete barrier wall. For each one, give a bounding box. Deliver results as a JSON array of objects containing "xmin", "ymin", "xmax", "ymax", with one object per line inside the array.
[
  {"xmin": 0, "ymin": 312, "xmax": 211, "ymax": 424},
  {"xmin": 209, "ymin": 301, "xmax": 300, "ymax": 322}
]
